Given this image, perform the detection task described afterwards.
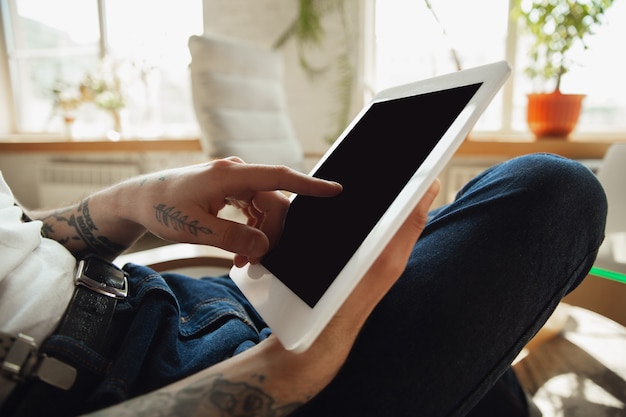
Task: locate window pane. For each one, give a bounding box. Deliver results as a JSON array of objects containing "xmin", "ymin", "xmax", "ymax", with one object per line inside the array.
[
  {"xmin": 4, "ymin": 0, "xmax": 100, "ymax": 133},
  {"xmin": 580, "ymin": 9, "xmax": 626, "ymax": 132},
  {"xmin": 13, "ymin": 56, "xmax": 99, "ymax": 131},
  {"xmin": 3, "ymin": 0, "xmax": 202, "ymax": 138},
  {"xmin": 103, "ymin": 0, "xmax": 202, "ymax": 137},
  {"xmin": 375, "ymin": 0, "xmax": 626, "ymax": 135},
  {"xmin": 373, "ymin": 0, "xmax": 508, "ymax": 130},
  {"xmin": 11, "ymin": 0, "xmax": 99, "ymax": 50}
]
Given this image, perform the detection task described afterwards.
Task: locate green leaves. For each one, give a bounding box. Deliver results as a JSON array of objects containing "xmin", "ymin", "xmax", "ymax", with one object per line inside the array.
[{"xmin": 515, "ymin": 0, "xmax": 615, "ymax": 91}]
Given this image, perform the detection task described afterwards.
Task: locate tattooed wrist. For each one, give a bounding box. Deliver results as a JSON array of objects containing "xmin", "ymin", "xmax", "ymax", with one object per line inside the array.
[{"xmin": 41, "ymin": 199, "xmax": 127, "ymax": 257}]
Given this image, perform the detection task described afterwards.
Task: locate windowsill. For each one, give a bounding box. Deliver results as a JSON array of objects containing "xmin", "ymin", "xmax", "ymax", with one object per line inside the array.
[
  {"xmin": 0, "ymin": 135, "xmax": 203, "ymax": 153},
  {"xmin": 0, "ymin": 131, "xmax": 624, "ymax": 159},
  {"xmin": 454, "ymin": 131, "xmax": 626, "ymax": 160},
  {"xmin": 467, "ymin": 131, "xmax": 626, "ymax": 143}
]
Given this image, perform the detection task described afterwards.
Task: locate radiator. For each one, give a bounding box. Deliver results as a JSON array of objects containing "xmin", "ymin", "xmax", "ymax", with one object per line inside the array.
[
  {"xmin": 445, "ymin": 165, "xmax": 489, "ymax": 203},
  {"xmin": 37, "ymin": 161, "xmax": 140, "ymax": 207}
]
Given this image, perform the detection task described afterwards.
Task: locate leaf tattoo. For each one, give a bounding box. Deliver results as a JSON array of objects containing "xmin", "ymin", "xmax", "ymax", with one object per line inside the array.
[{"xmin": 154, "ymin": 204, "xmax": 213, "ymax": 237}]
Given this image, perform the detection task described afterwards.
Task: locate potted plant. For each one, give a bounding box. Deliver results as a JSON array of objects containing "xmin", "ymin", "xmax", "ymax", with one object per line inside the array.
[{"xmin": 514, "ymin": 0, "xmax": 615, "ymax": 139}]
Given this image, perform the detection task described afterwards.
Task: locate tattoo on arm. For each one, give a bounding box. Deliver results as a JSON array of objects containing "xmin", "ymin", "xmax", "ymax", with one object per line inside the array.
[
  {"xmin": 139, "ymin": 173, "xmax": 166, "ymax": 187},
  {"xmin": 154, "ymin": 204, "xmax": 213, "ymax": 237},
  {"xmin": 88, "ymin": 374, "xmax": 304, "ymax": 417},
  {"xmin": 39, "ymin": 207, "xmax": 71, "ymax": 240},
  {"xmin": 41, "ymin": 199, "xmax": 126, "ymax": 257}
]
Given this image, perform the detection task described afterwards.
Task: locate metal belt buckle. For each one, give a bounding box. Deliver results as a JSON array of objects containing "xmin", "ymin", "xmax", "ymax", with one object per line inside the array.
[
  {"xmin": 1, "ymin": 333, "xmax": 37, "ymax": 381},
  {"xmin": 75, "ymin": 256, "xmax": 128, "ymax": 299}
]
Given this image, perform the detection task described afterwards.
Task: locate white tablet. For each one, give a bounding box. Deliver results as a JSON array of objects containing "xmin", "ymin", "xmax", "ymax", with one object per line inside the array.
[{"xmin": 230, "ymin": 61, "xmax": 511, "ymax": 352}]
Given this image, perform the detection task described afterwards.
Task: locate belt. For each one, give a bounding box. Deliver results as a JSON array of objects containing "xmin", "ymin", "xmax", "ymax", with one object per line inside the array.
[{"xmin": 0, "ymin": 255, "xmax": 128, "ymax": 413}]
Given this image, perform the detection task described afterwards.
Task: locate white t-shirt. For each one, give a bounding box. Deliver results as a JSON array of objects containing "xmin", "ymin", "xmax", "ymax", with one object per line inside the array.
[{"xmin": 0, "ymin": 172, "xmax": 75, "ymax": 345}]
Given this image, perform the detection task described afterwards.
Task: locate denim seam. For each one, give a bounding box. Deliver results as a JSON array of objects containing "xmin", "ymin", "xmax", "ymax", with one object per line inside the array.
[
  {"xmin": 180, "ymin": 297, "xmax": 256, "ymax": 336},
  {"xmin": 182, "ymin": 297, "xmax": 250, "ymax": 323}
]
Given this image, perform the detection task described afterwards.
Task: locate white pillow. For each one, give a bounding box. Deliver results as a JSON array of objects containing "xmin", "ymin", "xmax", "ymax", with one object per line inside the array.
[{"xmin": 188, "ymin": 34, "xmax": 304, "ymax": 171}]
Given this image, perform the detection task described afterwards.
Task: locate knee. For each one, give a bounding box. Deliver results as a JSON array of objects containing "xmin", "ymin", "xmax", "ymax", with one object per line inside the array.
[
  {"xmin": 513, "ymin": 153, "xmax": 605, "ymax": 202},
  {"xmin": 505, "ymin": 153, "xmax": 607, "ymax": 237}
]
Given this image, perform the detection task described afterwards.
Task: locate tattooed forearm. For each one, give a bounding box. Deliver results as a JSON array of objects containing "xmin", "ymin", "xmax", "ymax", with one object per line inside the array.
[
  {"xmin": 209, "ymin": 379, "xmax": 302, "ymax": 417},
  {"xmin": 40, "ymin": 199, "xmax": 126, "ymax": 257},
  {"xmin": 39, "ymin": 207, "xmax": 72, "ymax": 239},
  {"xmin": 88, "ymin": 374, "xmax": 304, "ymax": 417},
  {"xmin": 73, "ymin": 199, "xmax": 127, "ymax": 256},
  {"xmin": 154, "ymin": 204, "xmax": 213, "ymax": 237}
]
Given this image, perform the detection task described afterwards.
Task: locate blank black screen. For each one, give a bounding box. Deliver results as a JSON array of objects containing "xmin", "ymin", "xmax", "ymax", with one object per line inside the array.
[{"xmin": 262, "ymin": 83, "xmax": 482, "ymax": 307}]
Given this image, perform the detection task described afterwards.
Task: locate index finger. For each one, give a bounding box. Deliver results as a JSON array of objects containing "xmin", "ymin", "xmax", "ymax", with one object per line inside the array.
[{"xmin": 222, "ymin": 162, "xmax": 343, "ymax": 198}]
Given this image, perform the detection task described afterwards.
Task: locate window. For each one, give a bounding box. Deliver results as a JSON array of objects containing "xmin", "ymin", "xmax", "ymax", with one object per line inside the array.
[
  {"xmin": 370, "ymin": 0, "xmax": 626, "ymax": 135},
  {"xmin": 1, "ymin": 0, "xmax": 202, "ymax": 139}
]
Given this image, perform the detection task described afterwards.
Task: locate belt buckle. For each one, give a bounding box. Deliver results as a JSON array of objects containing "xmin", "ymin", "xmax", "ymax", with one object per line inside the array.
[{"xmin": 75, "ymin": 256, "xmax": 128, "ymax": 299}]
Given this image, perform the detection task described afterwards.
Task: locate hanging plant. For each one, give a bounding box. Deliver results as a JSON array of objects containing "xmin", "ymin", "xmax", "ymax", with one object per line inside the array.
[
  {"xmin": 273, "ymin": 0, "xmax": 354, "ymax": 143},
  {"xmin": 274, "ymin": 0, "xmax": 462, "ymax": 143}
]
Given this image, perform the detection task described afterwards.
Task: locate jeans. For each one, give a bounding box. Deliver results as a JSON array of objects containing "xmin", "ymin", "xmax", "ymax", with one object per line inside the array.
[{"xmin": 21, "ymin": 154, "xmax": 608, "ymax": 417}]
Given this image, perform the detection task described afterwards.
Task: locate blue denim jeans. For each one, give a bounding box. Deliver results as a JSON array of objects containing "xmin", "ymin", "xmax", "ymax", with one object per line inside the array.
[{"xmin": 26, "ymin": 154, "xmax": 608, "ymax": 417}]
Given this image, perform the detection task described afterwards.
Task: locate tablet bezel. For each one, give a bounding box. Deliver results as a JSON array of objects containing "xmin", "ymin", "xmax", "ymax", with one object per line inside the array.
[{"xmin": 230, "ymin": 61, "xmax": 511, "ymax": 352}]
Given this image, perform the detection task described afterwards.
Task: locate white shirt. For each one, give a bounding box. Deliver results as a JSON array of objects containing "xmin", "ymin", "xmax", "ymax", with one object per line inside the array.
[{"xmin": 0, "ymin": 172, "xmax": 75, "ymax": 345}]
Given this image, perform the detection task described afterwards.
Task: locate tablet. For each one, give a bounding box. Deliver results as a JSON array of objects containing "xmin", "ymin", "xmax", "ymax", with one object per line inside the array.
[{"xmin": 230, "ymin": 61, "xmax": 511, "ymax": 352}]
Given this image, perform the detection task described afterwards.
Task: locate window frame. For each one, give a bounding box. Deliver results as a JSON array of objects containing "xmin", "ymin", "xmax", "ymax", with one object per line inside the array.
[{"xmin": 1, "ymin": 0, "xmax": 108, "ymax": 136}]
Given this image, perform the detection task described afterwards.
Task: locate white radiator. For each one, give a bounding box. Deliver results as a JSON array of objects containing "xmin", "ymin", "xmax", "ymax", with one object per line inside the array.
[
  {"xmin": 445, "ymin": 165, "xmax": 489, "ymax": 203},
  {"xmin": 37, "ymin": 161, "xmax": 140, "ymax": 207}
]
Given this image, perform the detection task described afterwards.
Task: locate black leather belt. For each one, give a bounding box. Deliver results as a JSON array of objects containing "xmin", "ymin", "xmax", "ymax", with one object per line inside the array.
[
  {"xmin": 0, "ymin": 255, "xmax": 128, "ymax": 414},
  {"xmin": 56, "ymin": 254, "xmax": 128, "ymax": 354}
]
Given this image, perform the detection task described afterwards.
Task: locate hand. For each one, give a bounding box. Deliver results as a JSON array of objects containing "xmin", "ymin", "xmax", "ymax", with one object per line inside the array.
[{"xmin": 112, "ymin": 158, "xmax": 342, "ymax": 265}]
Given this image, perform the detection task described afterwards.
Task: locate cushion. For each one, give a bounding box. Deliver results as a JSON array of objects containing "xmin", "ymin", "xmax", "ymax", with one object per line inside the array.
[{"xmin": 188, "ymin": 34, "xmax": 304, "ymax": 170}]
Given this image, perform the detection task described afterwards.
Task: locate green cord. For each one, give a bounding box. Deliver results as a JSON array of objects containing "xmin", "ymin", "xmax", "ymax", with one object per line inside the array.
[{"xmin": 590, "ymin": 266, "xmax": 626, "ymax": 285}]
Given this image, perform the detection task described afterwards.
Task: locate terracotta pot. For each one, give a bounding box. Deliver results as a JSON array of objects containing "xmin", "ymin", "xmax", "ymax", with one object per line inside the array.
[{"xmin": 526, "ymin": 91, "xmax": 585, "ymax": 139}]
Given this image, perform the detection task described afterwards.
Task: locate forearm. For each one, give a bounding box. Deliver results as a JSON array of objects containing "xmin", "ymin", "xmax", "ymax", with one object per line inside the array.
[
  {"xmin": 29, "ymin": 183, "xmax": 147, "ymax": 260},
  {"xmin": 24, "ymin": 160, "xmax": 345, "ymax": 262}
]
